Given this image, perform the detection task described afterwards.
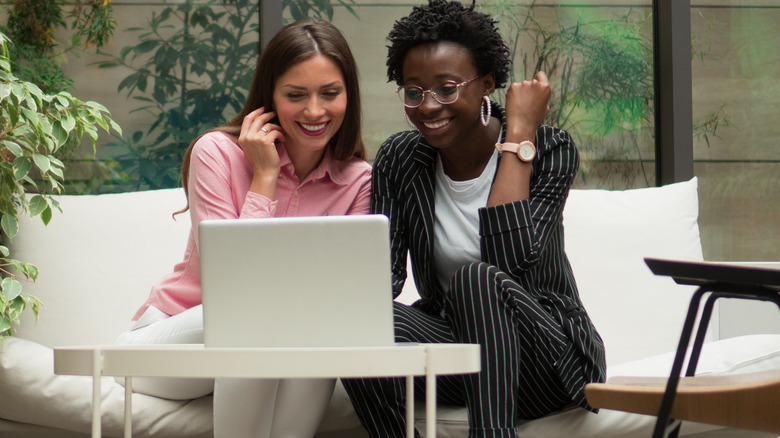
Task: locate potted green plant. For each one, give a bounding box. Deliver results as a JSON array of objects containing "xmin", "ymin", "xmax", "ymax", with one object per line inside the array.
[{"xmin": 0, "ymin": 31, "xmax": 121, "ymax": 342}]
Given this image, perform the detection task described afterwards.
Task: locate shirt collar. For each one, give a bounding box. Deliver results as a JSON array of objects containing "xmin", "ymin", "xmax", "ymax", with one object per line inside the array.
[{"xmin": 277, "ymin": 144, "xmax": 348, "ymax": 185}]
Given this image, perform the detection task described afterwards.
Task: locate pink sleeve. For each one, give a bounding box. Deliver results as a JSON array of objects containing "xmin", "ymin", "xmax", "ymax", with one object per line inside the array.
[
  {"xmin": 347, "ymin": 171, "xmax": 371, "ymax": 215},
  {"xmin": 187, "ymin": 134, "xmax": 276, "ymax": 249}
]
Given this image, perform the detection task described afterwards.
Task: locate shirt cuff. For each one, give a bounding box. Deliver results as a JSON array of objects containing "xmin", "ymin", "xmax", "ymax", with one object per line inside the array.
[
  {"xmin": 240, "ymin": 191, "xmax": 277, "ymax": 218},
  {"xmin": 479, "ymin": 200, "xmax": 533, "ymax": 236}
]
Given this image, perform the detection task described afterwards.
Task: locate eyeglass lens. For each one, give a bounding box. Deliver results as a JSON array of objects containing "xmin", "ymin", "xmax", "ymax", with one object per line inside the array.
[
  {"xmin": 400, "ymin": 82, "xmax": 460, "ymax": 107},
  {"xmin": 397, "ymin": 76, "xmax": 480, "ymax": 108}
]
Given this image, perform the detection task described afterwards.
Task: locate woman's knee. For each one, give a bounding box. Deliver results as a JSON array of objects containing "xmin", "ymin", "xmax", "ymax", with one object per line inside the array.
[
  {"xmin": 392, "ymin": 301, "xmax": 420, "ymax": 342},
  {"xmin": 447, "ymin": 262, "xmax": 502, "ymax": 307},
  {"xmin": 391, "ymin": 301, "xmax": 452, "ymax": 343}
]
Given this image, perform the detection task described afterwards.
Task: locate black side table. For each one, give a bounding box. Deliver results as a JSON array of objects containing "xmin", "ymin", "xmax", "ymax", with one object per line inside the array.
[{"xmin": 644, "ymin": 257, "xmax": 780, "ymax": 438}]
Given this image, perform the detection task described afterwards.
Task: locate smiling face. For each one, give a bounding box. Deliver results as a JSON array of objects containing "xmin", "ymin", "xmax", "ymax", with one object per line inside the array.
[
  {"xmin": 273, "ymin": 54, "xmax": 347, "ymax": 155},
  {"xmin": 401, "ymin": 41, "xmax": 494, "ymax": 152}
]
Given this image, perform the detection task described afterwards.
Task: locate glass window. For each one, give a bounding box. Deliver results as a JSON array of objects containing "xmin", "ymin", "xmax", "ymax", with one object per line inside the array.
[
  {"xmin": 41, "ymin": 0, "xmax": 261, "ymax": 192},
  {"xmin": 8, "ymin": 1, "xmax": 662, "ymax": 193},
  {"xmin": 691, "ymin": 1, "xmax": 780, "ymax": 261}
]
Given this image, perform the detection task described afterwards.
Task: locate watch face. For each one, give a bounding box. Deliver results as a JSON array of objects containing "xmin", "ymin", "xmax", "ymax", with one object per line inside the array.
[{"xmin": 519, "ymin": 143, "xmax": 536, "ymax": 161}]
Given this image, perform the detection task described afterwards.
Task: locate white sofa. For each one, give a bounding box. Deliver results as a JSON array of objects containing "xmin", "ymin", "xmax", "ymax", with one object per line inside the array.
[{"xmin": 1, "ymin": 177, "xmax": 779, "ymax": 437}]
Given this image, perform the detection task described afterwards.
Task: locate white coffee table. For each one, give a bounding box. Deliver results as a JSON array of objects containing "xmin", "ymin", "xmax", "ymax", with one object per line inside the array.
[{"xmin": 54, "ymin": 343, "xmax": 480, "ymax": 438}]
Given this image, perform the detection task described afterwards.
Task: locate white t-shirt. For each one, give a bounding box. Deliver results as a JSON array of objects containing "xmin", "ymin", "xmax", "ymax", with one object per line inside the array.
[{"xmin": 432, "ymin": 150, "xmax": 499, "ymax": 293}]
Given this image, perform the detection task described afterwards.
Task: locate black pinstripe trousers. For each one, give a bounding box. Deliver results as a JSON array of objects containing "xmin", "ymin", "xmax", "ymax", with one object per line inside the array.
[{"xmin": 343, "ymin": 262, "xmax": 573, "ymax": 438}]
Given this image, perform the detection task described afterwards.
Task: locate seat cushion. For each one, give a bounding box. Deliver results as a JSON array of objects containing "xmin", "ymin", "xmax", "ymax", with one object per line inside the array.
[{"xmin": 420, "ymin": 333, "xmax": 780, "ymax": 438}]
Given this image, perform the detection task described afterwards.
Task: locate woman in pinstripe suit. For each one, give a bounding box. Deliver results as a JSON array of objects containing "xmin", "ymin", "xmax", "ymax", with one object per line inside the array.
[{"xmin": 342, "ymin": 1, "xmax": 606, "ymax": 437}]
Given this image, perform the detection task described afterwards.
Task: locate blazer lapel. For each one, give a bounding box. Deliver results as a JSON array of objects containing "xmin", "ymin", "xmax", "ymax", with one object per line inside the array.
[{"xmin": 407, "ymin": 143, "xmax": 441, "ymax": 305}]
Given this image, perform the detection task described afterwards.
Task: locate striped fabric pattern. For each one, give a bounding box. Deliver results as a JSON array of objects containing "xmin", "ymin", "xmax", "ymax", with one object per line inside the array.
[{"xmin": 343, "ymin": 103, "xmax": 606, "ymax": 438}]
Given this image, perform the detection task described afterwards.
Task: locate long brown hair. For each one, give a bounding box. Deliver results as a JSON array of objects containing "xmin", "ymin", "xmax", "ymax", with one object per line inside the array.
[{"xmin": 176, "ymin": 20, "xmax": 366, "ymax": 214}]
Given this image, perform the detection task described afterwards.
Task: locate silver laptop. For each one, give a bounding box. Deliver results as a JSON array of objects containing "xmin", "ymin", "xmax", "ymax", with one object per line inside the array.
[{"xmin": 199, "ymin": 215, "xmax": 394, "ymax": 348}]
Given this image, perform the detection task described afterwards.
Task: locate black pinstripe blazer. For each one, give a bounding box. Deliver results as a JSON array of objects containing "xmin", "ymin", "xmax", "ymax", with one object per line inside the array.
[{"xmin": 371, "ymin": 102, "xmax": 606, "ymax": 410}]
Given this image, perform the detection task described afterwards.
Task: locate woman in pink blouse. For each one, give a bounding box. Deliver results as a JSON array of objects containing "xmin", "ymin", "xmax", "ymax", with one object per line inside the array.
[{"xmin": 115, "ymin": 21, "xmax": 371, "ymax": 438}]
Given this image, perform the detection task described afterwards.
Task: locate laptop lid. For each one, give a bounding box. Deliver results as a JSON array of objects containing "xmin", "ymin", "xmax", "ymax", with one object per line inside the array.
[{"xmin": 200, "ymin": 215, "xmax": 394, "ymax": 348}]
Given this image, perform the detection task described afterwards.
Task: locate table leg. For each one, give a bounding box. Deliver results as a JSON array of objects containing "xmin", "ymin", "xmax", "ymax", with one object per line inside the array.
[
  {"xmin": 91, "ymin": 350, "xmax": 102, "ymax": 438},
  {"xmin": 426, "ymin": 366, "xmax": 436, "ymax": 438},
  {"xmin": 125, "ymin": 377, "xmax": 133, "ymax": 438},
  {"xmin": 406, "ymin": 376, "xmax": 414, "ymax": 438}
]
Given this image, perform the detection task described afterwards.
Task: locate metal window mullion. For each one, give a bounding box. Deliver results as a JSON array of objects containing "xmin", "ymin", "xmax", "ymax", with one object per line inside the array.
[{"xmin": 653, "ymin": 0, "xmax": 694, "ymax": 186}]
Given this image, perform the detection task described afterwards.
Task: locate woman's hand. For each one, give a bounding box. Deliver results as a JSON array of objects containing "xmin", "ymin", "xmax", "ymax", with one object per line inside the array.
[
  {"xmin": 487, "ymin": 72, "xmax": 550, "ymax": 207},
  {"xmin": 238, "ymin": 108, "xmax": 284, "ymax": 198},
  {"xmin": 504, "ymin": 71, "xmax": 551, "ymax": 143}
]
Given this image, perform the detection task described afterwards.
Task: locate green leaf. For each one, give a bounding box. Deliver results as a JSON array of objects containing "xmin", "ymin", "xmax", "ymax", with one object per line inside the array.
[
  {"xmin": 49, "ymin": 165, "xmax": 64, "ymax": 179},
  {"xmin": 23, "ymin": 292, "xmax": 42, "ymax": 321},
  {"xmin": 55, "ymin": 94, "xmax": 70, "ymax": 108},
  {"xmin": 52, "ymin": 121, "xmax": 69, "ymax": 145},
  {"xmin": 6, "ymin": 103, "xmax": 19, "ymax": 127},
  {"xmin": 0, "ymin": 245, "xmax": 8, "ymax": 257},
  {"xmin": 1, "ymin": 278, "xmax": 22, "ymax": 302},
  {"xmin": 1, "ymin": 214, "xmax": 18, "ymax": 239},
  {"xmin": 119, "ymin": 45, "xmax": 133, "ymax": 60},
  {"xmin": 86, "ymin": 100, "xmax": 109, "ymax": 113},
  {"xmin": 0, "ymin": 83, "xmax": 10, "ymax": 100},
  {"xmin": 32, "ymin": 154, "xmax": 51, "ymax": 173},
  {"xmin": 49, "ymin": 156, "xmax": 64, "ymax": 169},
  {"xmin": 12, "ymin": 157, "xmax": 31, "ymax": 181},
  {"xmin": 117, "ymin": 72, "xmax": 139, "ymax": 93},
  {"xmin": 133, "ymin": 40, "xmax": 159, "ymax": 55},
  {"xmin": 8, "ymin": 296, "xmax": 25, "ymax": 321},
  {"xmin": 61, "ymin": 113, "xmax": 76, "ymax": 133},
  {"xmin": 109, "ymin": 119, "xmax": 122, "ymax": 136},
  {"xmin": 0, "ymin": 319, "xmax": 10, "ymax": 335},
  {"xmin": 3, "ymin": 140, "xmax": 23, "ymax": 158},
  {"xmin": 28, "ymin": 195, "xmax": 48, "ymax": 217},
  {"xmin": 94, "ymin": 114, "xmax": 110, "ymax": 133},
  {"xmin": 40, "ymin": 205, "xmax": 53, "ymax": 225},
  {"xmin": 23, "ymin": 92, "xmax": 40, "ymax": 112},
  {"xmin": 20, "ymin": 107, "xmax": 39, "ymax": 126},
  {"xmin": 22, "ymin": 263, "xmax": 39, "ymax": 281}
]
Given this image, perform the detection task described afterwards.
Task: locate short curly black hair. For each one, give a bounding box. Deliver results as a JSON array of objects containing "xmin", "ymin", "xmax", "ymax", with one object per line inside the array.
[{"xmin": 386, "ymin": 0, "xmax": 511, "ymax": 88}]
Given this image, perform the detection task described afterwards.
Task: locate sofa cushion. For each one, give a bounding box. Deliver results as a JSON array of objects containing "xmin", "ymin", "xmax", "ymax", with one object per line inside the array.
[
  {"xmin": 562, "ymin": 177, "xmax": 705, "ymax": 365},
  {"xmin": 7, "ymin": 188, "xmax": 191, "ymax": 347}
]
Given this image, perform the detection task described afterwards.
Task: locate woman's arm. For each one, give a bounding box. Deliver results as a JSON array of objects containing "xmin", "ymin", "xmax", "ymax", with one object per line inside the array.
[
  {"xmin": 346, "ymin": 168, "xmax": 372, "ymax": 215},
  {"xmin": 487, "ymin": 71, "xmax": 551, "ymax": 207},
  {"xmin": 187, "ymin": 132, "xmax": 278, "ymax": 250},
  {"xmin": 480, "ymin": 71, "xmax": 577, "ymax": 277},
  {"xmin": 480, "ymin": 126, "xmax": 578, "ymax": 277}
]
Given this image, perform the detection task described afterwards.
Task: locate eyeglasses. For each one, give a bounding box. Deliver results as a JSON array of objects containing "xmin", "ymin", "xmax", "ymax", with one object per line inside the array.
[{"xmin": 396, "ymin": 75, "xmax": 480, "ymax": 108}]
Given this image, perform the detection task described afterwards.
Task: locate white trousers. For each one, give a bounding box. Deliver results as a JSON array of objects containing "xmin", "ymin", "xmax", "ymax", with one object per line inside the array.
[{"xmin": 114, "ymin": 305, "xmax": 335, "ymax": 438}]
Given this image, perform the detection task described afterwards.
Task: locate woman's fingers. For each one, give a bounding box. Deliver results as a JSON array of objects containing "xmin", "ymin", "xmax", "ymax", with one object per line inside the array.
[
  {"xmin": 240, "ymin": 109, "xmax": 280, "ymax": 142},
  {"xmin": 237, "ymin": 109, "xmax": 284, "ymax": 173},
  {"xmin": 534, "ymin": 71, "xmax": 549, "ymax": 86},
  {"xmin": 504, "ymin": 71, "xmax": 552, "ymax": 139}
]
